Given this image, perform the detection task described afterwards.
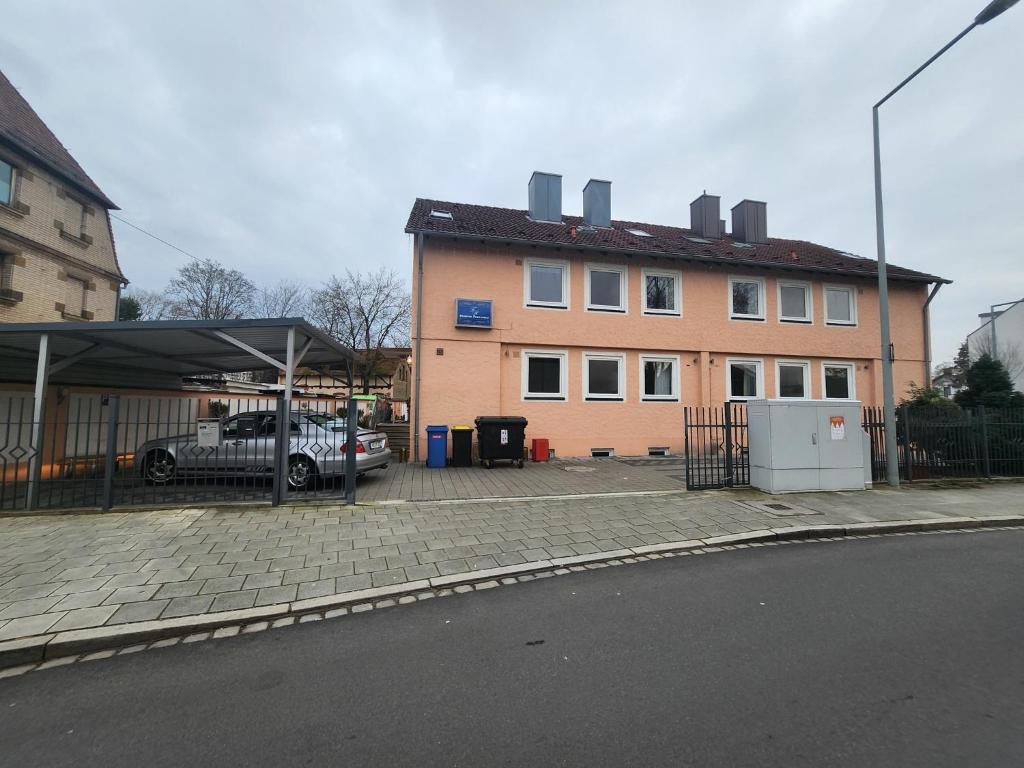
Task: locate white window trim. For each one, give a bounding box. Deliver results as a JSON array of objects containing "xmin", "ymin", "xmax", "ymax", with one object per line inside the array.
[
  {"xmin": 728, "ymin": 276, "xmax": 766, "ymax": 321},
  {"xmin": 521, "ymin": 349, "xmax": 568, "ymax": 401},
  {"xmin": 524, "ymin": 258, "xmax": 570, "ymax": 310},
  {"xmin": 777, "ymin": 280, "xmax": 813, "ymax": 324},
  {"xmin": 641, "ymin": 267, "xmax": 682, "ymax": 316},
  {"xmin": 775, "ymin": 359, "xmax": 811, "ymax": 399},
  {"xmin": 821, "ymin": 361, "xmax": 857, "ymax": 400},
  {"xmin": 584, "ymin": 262, "xmax": 627, "ymax": 313},
  {"xmin": 583, "ymin": 352, "xmax": 625, "ymax": 401},
  {"xmin": 824, "ymin": 283, "xmax": 857, "ymax": 326},
  {"xmin": 639, "ymin": 354, "xmax": 680, "ymax": 401},
  {"xmin": 725, "ymin": 357, "xmax": 764, "ymax": 400}
]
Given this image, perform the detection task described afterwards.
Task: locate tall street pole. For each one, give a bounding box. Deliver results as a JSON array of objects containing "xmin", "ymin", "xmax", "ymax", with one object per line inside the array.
[{"xmin": 872, "ymin": 0, "xmax": 1018, "ymax": 486}]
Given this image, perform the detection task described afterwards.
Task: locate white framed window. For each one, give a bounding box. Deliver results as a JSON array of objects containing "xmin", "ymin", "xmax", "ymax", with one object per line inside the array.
[
  {"xmin": 777, "ymin": 280, "xmax": 812, "ymax": 323},
  {"xmin": 0, "ymin": 159, "xmax": 13, "ymax": 206},
  {"xmin": 822, "ymin": 361, "xmax": 856, "ymax": 400},
  {"xmin": 522, "ymin": 349, "xmax": 568, "ymax": 400},
  {"xmin": 641, "ymin": 268, "xmax": 681, "ymax": 316},
  {"xmin": 824, "ymin": 284, "xmax": 857, "ymax": 326},
  {"xmin": 726, "ymin": 358, "xmax": 763, "ymax": 400},
  {"xmin": 524, "ymin": 258, "xmax": 569, "ymax": 309},
  {"xmin": 775, "ymin": 359, "xmax": 810, "ymax": 399},
  {"xmin": 640, "ymin": 354, "xmax": 679, "ymax": 401},
  {"xmin": 729, "ymin": 276, "xmax": 765, "ymax": 320},
  {"xmin": 583, "ymin": 352, "xmax": 625, "ymax": 400},
  {"xmin": 585, "ymin": 263, "xmax": 627, "ymax": 313}
]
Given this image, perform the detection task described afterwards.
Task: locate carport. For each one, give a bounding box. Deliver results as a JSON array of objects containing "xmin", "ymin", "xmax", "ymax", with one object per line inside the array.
[{"xmin": 0, "ymin": 319, "xmax": 363, "ymax": 510}]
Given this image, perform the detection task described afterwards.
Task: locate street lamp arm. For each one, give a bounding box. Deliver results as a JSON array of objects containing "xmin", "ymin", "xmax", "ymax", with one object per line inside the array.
[{"xmin": 874, "ymin": 23, "xmax": 977, "ymax": 109}]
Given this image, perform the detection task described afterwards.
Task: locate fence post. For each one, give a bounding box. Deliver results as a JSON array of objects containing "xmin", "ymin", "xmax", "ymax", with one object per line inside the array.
[
  {"xmin": 978, "ymin": 405, "xmax": 991, "ymax": 478},
  {"xmin": 272, "ymin": 397, "xmax": 288, "ymax": 507},
  {"xmin": 723, "ymin": 402, "xmax": 733, "ymax": 487},
  {"xmin": 101, "ymin": 396, "xmax": 120, "ymax": 511},
  {"xmin": 900, "ymin": 404, "xmax": 912, "ymax": 482},
  {"xmin": 683, "ymin": 408, "xmax": 691, "ymax": 490}
]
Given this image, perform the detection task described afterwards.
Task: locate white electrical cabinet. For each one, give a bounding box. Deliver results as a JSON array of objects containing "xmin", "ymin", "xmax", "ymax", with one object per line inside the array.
[{"xmin": 748, "ymin": 400, "xmax": 870, "ymax": 493}]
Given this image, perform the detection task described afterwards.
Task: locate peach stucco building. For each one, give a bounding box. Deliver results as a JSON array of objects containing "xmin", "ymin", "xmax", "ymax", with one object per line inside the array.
[{"xmin": 405, "ymin": 173, "xmax": 948, "ymax": 460}]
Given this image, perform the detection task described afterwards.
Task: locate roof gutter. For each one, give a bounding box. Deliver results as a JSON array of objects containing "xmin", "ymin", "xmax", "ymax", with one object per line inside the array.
[
  {"xmin": 405, "ymin": 228, "xmax": 951, "ymax": 285},
  {"xmin": 0, "ymin": 133, "xmax": 119, "ymax": 210}
]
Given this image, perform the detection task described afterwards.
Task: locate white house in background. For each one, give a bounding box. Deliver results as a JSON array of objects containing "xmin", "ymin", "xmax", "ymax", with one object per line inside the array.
[
  {"xmin": 966, "ymin": 298, "xmax": 1024, "ymax": 392},
  {"xmin": 931, "ymin": 366, "xmax": 960, "ymax": 398}
]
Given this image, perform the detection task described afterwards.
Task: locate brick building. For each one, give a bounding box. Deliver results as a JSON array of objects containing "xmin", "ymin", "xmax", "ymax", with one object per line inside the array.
[{"xmin": 0, "ymin": 69, "xmax": 126, "ymax": 323}]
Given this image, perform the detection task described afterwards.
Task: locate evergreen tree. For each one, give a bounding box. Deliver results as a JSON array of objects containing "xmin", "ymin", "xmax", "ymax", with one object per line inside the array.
[{"xmin": 954, "ymin": 354, "xmax": 1024, "ymax": 408}]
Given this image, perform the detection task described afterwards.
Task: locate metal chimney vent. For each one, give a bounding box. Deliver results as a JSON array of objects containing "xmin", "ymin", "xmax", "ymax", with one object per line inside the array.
[
  {"xmin": 731, "ymin": 199, "xmax": 767, "ymax": 243},
  {"xmin": 528, "ymin": 171, "xmax": 562, "ymax": 223},
  {"xmin": 583, "ymin": 179, "xmax": 611, "ymax": 228},
  {"xmin": 690, "ymin": 193, "xmax": 721, "ymax": 238}
]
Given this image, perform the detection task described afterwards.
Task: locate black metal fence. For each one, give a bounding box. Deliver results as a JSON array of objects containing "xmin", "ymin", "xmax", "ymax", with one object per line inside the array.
[
  {"xmin": 863, "ymin": 405, "xmax": 1024, "ymax": 482},
  {"xmin": 0, "ymin": 392, "xmax": 379, "ymax": 512},
  {"xmin": 683, "ymin": 404, "xmax": 749, "ymax": 490}
]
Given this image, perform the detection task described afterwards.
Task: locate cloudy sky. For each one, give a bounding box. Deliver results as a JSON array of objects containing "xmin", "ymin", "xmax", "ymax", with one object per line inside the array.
[{"xmin": 2, "ymin": 0, "xmax": 1021, "ymax": 366}]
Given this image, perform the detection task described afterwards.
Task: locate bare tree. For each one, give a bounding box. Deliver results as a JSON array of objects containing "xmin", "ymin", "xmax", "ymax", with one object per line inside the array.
[
  {"xmin": 309, "ymin": 267, "xmax": 411, "ymax": 393},
  {"xmin": 969, "ymin": 333, "xmax": 1024, "ymax": 383},
  {"xmin": 123, "ymin": 288, "xmax": 171, "ymax": 320},
  {"xmin": 252, "ymin": 280, "xmax": 309, "ymax": 318},
  {"xmin": 166, "ymin": 258, "xmax": 255, "ymax": 320}
]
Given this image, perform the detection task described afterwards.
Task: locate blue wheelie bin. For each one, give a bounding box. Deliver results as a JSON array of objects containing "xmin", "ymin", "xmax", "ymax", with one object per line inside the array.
[{"xmin": 426, "ymin": 425, "xmax": 449, "ymax": 468}]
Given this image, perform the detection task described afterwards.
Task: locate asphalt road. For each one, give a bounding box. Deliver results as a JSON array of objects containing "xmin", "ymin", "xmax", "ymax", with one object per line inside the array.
[{"xmin": 3, "ymin": 529, "xmax": 1023, "ymax": 767}]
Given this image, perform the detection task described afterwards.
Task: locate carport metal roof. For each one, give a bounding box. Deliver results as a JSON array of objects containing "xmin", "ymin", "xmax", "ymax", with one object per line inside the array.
[{"xmin": 0, "ymin": 318, "xmax": 358, "ymax": 390}]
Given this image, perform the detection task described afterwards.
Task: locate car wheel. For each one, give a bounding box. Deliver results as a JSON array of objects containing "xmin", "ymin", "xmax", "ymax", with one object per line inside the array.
[
  {"xmin": 287, "ymin": 455, "xmax": 317, "ymax": 490},
  {"xmin": 143, "ymin": 449, "xmax": 176, "ymax": 485}
]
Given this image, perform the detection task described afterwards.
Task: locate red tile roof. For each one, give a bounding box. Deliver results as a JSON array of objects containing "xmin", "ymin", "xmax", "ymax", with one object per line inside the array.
[
  {"xmin": 405, "ymin": 198, "xmax": 948, "ymax": 284},
  {"xmin": 0, "ymin": 69, "xmax": 116, "ymax": 208}
]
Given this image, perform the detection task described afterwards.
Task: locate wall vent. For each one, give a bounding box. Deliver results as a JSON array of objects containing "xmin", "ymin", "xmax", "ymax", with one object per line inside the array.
[
  {"xmin": 648, "ymin": 447, "xmax": 670, "ymax": 456},
  {"xmin": 590, "ymin": 448, "xmax": 614, "ymax": 458}
]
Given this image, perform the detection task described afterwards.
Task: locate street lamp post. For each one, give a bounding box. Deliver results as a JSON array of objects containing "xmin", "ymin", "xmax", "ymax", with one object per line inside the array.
[{"xmin": 872, "ymin": 0, "xmax": 1018, "ymax": 486}]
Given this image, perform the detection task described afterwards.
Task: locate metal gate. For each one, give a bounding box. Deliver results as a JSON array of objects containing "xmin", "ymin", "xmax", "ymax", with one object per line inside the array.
[{"xmin": 683, "ymin": 403, "xmax": 749, "ymax": 490}]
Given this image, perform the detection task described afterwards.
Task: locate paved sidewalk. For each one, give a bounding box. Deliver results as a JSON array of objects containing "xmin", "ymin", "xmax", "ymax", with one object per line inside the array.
[{"xmin": 1, "ymin": 483, "xmax": 1022, "ymax": 653}]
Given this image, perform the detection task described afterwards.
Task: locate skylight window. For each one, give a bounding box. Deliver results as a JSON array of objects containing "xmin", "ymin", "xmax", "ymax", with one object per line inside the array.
[
  {"xmin": 626, "ymin": 228, "xmax": 652, "ymax": 237},
  {"xmin": 731, "ymin": 242, "xmax": 754, "ymax": 249},
  {"xmin": 684, "ymin": 236, "xmax": 711, "ymax": 244},
  {"xmin": 429, "ymin": 209, "xmax": 453, "ymax": 220}
]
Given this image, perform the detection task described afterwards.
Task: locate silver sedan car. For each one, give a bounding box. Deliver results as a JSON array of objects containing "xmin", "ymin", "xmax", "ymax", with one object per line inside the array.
[{"xmin": 135, "ymin": 410, "xmax": 390, "ymax": 490}]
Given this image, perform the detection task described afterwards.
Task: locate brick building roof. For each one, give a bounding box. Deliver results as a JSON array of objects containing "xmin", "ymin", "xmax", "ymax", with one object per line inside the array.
[
  {"xmin": 0, "ymin": 69, "xmax": 116, "ymax": 209},
  {"xmin": 406, "ymin": 198, "xmax": 947, "ymax": 284}
]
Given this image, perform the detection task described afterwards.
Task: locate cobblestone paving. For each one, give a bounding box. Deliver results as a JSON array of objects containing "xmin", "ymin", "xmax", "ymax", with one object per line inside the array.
[{"xmin": 1, "ymin": 482, "xmax": 1021, "ymax": 643}]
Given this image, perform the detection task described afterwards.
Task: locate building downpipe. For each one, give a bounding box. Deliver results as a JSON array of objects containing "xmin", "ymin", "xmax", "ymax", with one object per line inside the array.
[{"xmin": 412, "ymin": 232, "xmax": 425, "ymax": 463}]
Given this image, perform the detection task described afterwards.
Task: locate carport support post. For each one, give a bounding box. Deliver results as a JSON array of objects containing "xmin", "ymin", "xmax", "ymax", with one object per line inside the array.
[
  {"xmin": 344, "ymin": 398, "xmax": 358, "ymax": 505},
  {"xmin": 272, "ymin": 326, "xmax": 297, "ymax": 507},
  {"xmin": 26, "ymin": 333, "xmax": 51, "ymax": 511},
  {"xmin": 102, "ymin": 396, "xmax": 120, "ymax": 510}
]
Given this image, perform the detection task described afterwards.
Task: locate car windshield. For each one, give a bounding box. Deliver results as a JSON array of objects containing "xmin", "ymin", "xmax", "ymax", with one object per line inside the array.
[{"xmin": 304, "ymin": 413, "xmax": 348, "ymax": 432}]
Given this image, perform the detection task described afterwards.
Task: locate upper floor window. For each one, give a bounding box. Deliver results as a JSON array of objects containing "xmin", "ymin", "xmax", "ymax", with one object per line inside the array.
[
  {"xmin": 729, "ymin": 276, "xmax": 765, "ymax": 320},
  {"xmin": 778, "ymin": 281, "xmax": 812, "ymax": 323},
  {"xmin": 525, "ymin": 259, "xmax": 569, "ymax": 309},
  {"xmin": 0, "ymin": 159, "xmax": 13, "ymax": 206},
  {"xmin": 65, "ymin": 275, "xmax": 87, "ymax": 317},
  {"xmin": 642, "ymin": 268, "xmax": 681, "ymax": 316},
  {"xmin": 585, "ymin": 264, "xmax": 626, "ymax": 312},
  {"xmin": 825, "ymin": 285, "xmax": 857, "ymax": 326}
]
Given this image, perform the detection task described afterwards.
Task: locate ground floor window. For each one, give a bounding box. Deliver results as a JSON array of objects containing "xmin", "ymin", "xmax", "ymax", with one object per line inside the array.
[
  {"xmin": 727, "ymin": 358, "xmax": 763, "ymax": 400},
  {"xmin": 522, "ymin": 350, "xmax": 567, "ymax": 400},
  {"xmin": 823, "ymin": 362, "xmax": 855, "ymax": 399},
  {"xmin": 583, "ymin": 353, "xmax": 624, "ymax": 400},
  {"xmin": 640, "ymin": 355, "xmax": 679, "ymax": 400},
  {"xmin": 776, "ymin": 360, "xmax": 810, "ymax": 398}
]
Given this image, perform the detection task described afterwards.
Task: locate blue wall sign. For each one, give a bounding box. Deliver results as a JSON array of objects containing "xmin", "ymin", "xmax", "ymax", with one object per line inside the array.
[{"xmin": 455, "ymin": 298, "xmax": 493, "ymax": 328}]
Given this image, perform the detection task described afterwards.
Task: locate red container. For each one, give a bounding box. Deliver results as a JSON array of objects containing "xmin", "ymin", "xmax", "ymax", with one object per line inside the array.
[{"xmin": 531, "ymin": 438, "xmax": 550, "ymax": 462}]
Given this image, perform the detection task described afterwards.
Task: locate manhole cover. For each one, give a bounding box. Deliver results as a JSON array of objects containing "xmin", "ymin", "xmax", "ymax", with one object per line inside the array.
[{"xmin": 765, "ymin": 503, "xmax": 791, "ymax": 511}]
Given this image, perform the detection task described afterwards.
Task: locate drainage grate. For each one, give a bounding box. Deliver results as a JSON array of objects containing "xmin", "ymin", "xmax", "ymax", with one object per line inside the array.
[{"xmin": 765, "ymin": 503, "xmax": 792, "ymax": 511}]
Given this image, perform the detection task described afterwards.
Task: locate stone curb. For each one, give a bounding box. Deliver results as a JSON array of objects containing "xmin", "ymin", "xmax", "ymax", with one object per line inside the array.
[{"xmin": 2, "ymin": 514, "xmax": 1022, "ymax": 670}]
